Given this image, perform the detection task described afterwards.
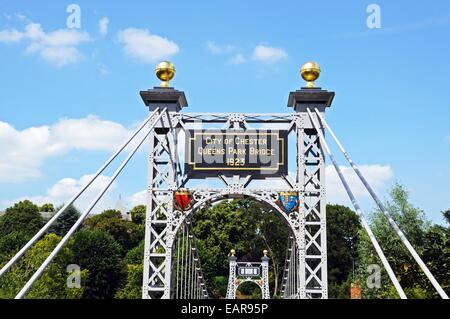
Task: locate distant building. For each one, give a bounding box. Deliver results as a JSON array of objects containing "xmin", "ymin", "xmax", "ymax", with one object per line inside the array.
[{"xmin": 115, "ymin": 196, "xmax": 132, "ymax": 221}]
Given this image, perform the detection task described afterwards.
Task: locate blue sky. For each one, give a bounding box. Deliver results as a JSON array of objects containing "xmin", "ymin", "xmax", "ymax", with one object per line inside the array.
[{"xmin": 0, "ymin": 0, "xmax": 449, "ymax": 224}]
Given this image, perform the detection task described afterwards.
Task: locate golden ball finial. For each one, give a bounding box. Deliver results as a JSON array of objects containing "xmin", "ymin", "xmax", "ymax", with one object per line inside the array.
[
  {"xmin": 230, "ymin": 249, "xmax": 236, "ymax": 256},
  {"xmin": 300, "ymin": 61, "xmax": 321, "ymax": 88},
  {"xmin": 263, "ymin": 249, "xmax": 268, "ymax": 257},
  {"xmin": 155, "ymin": 61, "xmax": 175, "ymax": 88}
]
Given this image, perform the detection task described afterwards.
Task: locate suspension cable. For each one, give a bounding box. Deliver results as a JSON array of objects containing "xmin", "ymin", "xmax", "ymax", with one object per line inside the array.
[
  {"xmin": 14, "ymin": 108, "xmax": 167, "ymax": 299},
  {"xmin": 180, "ymin": 224, "xmax": 185, "ymax": 299},
  {"xmin": 187, "ymin": 234, "xmax": 192, "ymax": 298},
  {"xmin": 175, "ymin": 228, "xmax": 181, "ymax": 299},
  {"xmin": 0, "ymin": 108, "xmax": 160, "ymax": 279},
  {"xmin": 313, "ymin": 108, "xmax": 448, "ymax": 299},
  {"xmin": 184, "ymin": 225, "xmax": 189, "ymax": 299},
  {"xmin": 190, "ymin": 246, "xmax": 195, "ymax": 298},
  {"xmin": 307, "ymin": 108, "xmax": 407, "ymax": 299}
]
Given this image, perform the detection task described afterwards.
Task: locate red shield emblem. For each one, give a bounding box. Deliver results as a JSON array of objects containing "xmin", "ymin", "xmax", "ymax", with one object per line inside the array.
[{"xmin": 174, "ymin": 190, "xmax": 193, "ymax": 211}]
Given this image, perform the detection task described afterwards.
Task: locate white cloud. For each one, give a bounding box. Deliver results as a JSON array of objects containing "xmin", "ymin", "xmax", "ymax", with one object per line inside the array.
[
  {"xmin": 252, "ymin": 44, "xmax": 288, "ymax": 63},
  {"xmin": 117, "ymin": 28, "xmax": 179, "ymax": 63},
  {"xmin": 0, "ymin": 29, "xmax": 24, "ymax": 42},
  {"xmin": 0, "ymin": 116, "xmax": 132, "ymax": 183},
  {"xmin": 98, "ymin": 17, "xmax": 109, "ymax": 36},
  {"xmin": 326, "ymin": 164, "xmax": 394, "ymax": 204},
  {"xmin": 50, "ymin": 116, "xmax": 131, "ymax": 151},
  {"xmin": 229, "ymin": 53, "xmax": 246, "ymax": 65},
  {"xmin": 39, "ymin": 46, "xmax": 81, "ymax": 67},
  {"xmin": 3, "ymin": 174, "xmax": 118, "ymax": 214},
  {"xmin": 127, "ymin": 190, "xmax": 146, "ymax": 208},
  {"xmin": 206, "ymin": 41, "xmax": 235, "ymax": 55},
  {"xmin": 24, "ymin": 23, "xmax": 91, "ymax": 47},
  {"xmin": 0, "ymin": 22, "xmax": 92, "ymax": 66}
]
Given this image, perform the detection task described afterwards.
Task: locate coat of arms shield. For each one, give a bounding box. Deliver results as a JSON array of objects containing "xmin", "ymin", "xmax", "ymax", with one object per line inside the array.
[
  {"xmin": 174, "ymin": 189, "xmax": 193, "ymax": 211},
  {"xmin": 276, "ymin": 192, "xmax": 299, "ymax": 213}
]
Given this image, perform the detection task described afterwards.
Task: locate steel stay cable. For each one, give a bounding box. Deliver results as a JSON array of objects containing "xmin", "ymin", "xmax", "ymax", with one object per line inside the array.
[
  {"xmin": 0, "ymin": 108, "xmax": 160, "ymax": 279},
  {"xmin": 313, "ymin": 108, "xmax": 448, "ymax": 299},
  {"xmin": 15, "ymin": 108, "xmax": 167, "ymax": 299},
  {"xmin": 307, "ymin": 108, "xmax": 407, "ymax": 299}
]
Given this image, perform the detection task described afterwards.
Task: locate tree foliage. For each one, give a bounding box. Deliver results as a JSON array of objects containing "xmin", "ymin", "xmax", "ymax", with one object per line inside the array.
[
  {"xmin": 0, "ymin": 200, "xmax": 45, "ymax": 269},
  {"xmin": 326, "ymin": 204, "xmax": 361, "ymax": 298},
  {"xmin": 0, "ymin": 200, "xmax": 44, "ymax": 238},
  {"xmin": 72, "ymin": 229, "xmax": 126, "ymax": 299},
  {"xmin": 0, "ymin": 231, "xmax": 30, "ymax": 268},
  {"xmin": 39, "ymin": 203, "xmax": 55, "ymax": 212},
  {"xmin": 130, "ymin": 205, "xmax": 146, "ymax": 225},
  {"xmin": 84, "ymin": 209, "xmax": 143, "ymax": 253},
  {"xmin": 115, "ymin": 264, "xmax": 143, "ymax": 299},
  {"xmin": 0, "ymin": 234, "xmax": 87, "ymax": 299},
  {"xmin": 49, "ymin": 204, "xmax": 80, "ymax": 236},
  {"xmin": 126, "ymin": 240, "xmax": 144, "ymax": 265},
  {"xmin": 0, "ymin": 185, "xmax": 447, "ymax": 299},
  {"xmin": 191, "ymin": 199, "xmax": 289, "ymax": 298},
  {"xmin": 356, "ymin": 183, "xmax": 448, "ymax": 299}
]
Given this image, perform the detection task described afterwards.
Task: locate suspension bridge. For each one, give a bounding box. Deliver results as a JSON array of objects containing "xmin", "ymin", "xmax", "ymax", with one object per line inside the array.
[{"xmin": 0, "ymin": 61, "xmax": 447, "ymax": 299}]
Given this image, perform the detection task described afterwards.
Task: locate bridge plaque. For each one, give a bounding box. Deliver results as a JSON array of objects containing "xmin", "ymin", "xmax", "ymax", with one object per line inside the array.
[
  {"xmin": 238, "ymin": 266, "xmax": 260, "ymax": 277},
  {"xmin": 185, "ymin": 130, "xmax": 288, "ymax": 178}
]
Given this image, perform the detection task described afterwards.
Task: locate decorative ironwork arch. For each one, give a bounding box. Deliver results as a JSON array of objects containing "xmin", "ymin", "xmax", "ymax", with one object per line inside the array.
[{"xmin": 172, "ymin": 189, "xmax": 301, "ymax": 243}]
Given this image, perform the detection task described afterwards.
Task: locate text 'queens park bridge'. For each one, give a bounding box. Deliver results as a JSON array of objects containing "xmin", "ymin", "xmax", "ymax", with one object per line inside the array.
[{"xmin": 0, "ymin": 61, "xmax": 447, "ymax": 300}]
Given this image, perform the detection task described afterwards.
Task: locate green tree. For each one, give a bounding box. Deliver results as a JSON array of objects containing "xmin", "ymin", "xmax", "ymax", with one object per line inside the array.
[
  {"xmin": 115, "ymin": 264, "xmax": 143, "ymax": 299},
  {"xmin": 443, "ymin": 209, "xmax": 450, "ymax": 224},
  {"xmin": 39, "ymin": 203, "xmax": 55, "ymax": 212},
  {"xmin": 114, "ymin": 240, "xmax": 145, "ymax": 299},
  {"xmin": 0, "ymin": 234, "xmax": 86, "ymax": 299},
  {"xmin": 192, "ymin": 200, "xmax": 260, "ymax": 284},
  {"xmin": 84, "ymin": 209, "xmax": 143, "ymax": 252},
  {"xmin": 326, "ymin": 204, "xmax": 361, "ymax": 298},
  {"xmin": 85, "ymin": 209, "xmax": 122, "ymax": 226},
  {"xmin": 356, "ymin": 183, "xmax": 435, "ymax": 299},
  {"xmin": 258, "ymin": 202, "xmax": 290, "ymax": 296},
  {"xmin": 421, "ymin": 211, "xmax": 449, "ymax": 296},
  {"xmin": 49, "ymin": 204, "xmax": 80, "ymax": 236},
  {"xmin": 0, "ymin": 231, "xmax": 30, "ymax": 267},
  {"xmin": 130, "ymin": 205, "xmax": 146, "ymax": 225},
  {"xmin": 210, "ymin": 275, "xmax": 228, "ymax": 298},
  {"xmin": 191, "ymin": 199, "xmax": 289, "ymax": 298},
  {"xmin": 72, "ymin": 229, "xmax": 126, "ymax": 299},
  {"xmin": 125, "ymin": 240, "xmax": 144, "ymax": 265},
  {"xmin": 0, "ymin": 200, "xmax": 44, "ymax": 238},
  {"xmin": 237, "ymin": 281, "xmax": 261, "ymax": 299}
]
